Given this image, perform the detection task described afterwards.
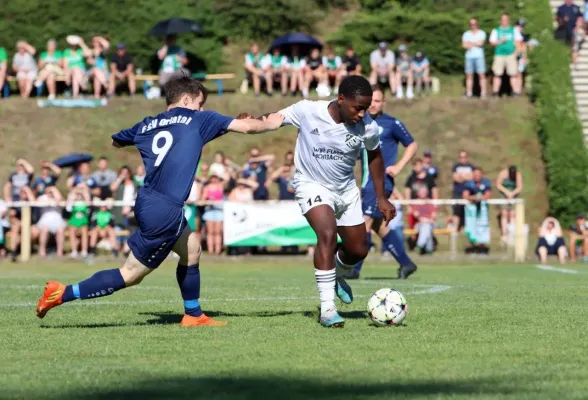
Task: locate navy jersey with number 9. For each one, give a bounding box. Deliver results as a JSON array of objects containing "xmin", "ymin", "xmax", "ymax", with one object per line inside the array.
[{"xmin": 111, "ymin": 108, "xmax": 234, "ymax": 203}]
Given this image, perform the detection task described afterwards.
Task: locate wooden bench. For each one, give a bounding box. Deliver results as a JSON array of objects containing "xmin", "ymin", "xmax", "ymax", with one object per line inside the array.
[
  {"xmin": 4, "ymin": 76, "xmax": 68, "ymax": 98},
  {"xmin": 63, "ymin": 229, "xmax": 130, "ymax": 238},
  {"xmin": 402, "ymin": 227, "xmax": 456, "ymax": 254},
  {"xmin": 136, "ymin": 73, "xmax": 236, "ymax": 97}
]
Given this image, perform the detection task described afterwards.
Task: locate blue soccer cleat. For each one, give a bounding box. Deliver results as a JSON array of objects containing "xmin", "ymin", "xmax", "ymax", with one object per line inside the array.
[
  {"xmin": 319, "ymin": 308, "xmax": 345, "ymax": 328},
  {"xmin": 336, "ymin": 277, "xmax": 353, "ymax": 304}
]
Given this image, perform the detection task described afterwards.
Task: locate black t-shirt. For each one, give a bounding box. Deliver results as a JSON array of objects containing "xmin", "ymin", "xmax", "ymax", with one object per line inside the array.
[
  {"xmin": 452, "ymin": 162, "xmax": 475, "ymax": 196},
  {"xmin": 342, "ymin": 55, "xmax": 360, "ymax": 72},
  {"xmin": 111, "ymin": 53, "xmax": 133, "ymax": 73},
  {"xmin": 405, "ymin": 172, "xmax": 436, "ymax": 199},
  {"xmin": 307, "ymin": 56, "xmax": 322, "ymax": 70}
]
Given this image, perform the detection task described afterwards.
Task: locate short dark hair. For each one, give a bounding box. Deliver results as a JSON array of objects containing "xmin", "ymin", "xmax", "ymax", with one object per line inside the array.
[
  {"xmin": 163, "ymin": 76, "xmax": 208, "ymax": 106},
  {"xmin": 370, "ymin": 84, "xmax": 384, "ymax": 97},
  {"xmin": 339, "ymin": 75, "xmax": 373, "ymax": 99},
  {"xmin": 99, "ymin": 156, "xmax": 108, "ymax": 161}
]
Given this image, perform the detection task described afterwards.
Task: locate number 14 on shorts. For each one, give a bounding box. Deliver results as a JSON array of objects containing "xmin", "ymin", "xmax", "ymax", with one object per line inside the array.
[{"xmin": 307, "ymin": 195, "xmax": 323, "ymax": 206}]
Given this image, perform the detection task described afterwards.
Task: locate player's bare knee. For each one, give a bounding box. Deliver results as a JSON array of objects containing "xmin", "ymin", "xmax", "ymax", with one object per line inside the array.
[
  {"xmin": 347, "ymin": 242, "xmax": 369, "ymax": 261},
  {"xmin": 120, "ymin": 254, "xmax": 152, "ymax": 287},
  {"xmin": 317, "ymin": 228, "xmax": 338, "ymax": 250},
  {"xmin": 186, "ymin": 241, "xmax": 202, "ymax": 266}
]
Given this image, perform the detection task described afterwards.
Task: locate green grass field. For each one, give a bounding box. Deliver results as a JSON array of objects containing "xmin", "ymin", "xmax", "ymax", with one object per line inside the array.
[{"xmin": 2, "ymin": 258, "xmax": 588, "ymax": 399}]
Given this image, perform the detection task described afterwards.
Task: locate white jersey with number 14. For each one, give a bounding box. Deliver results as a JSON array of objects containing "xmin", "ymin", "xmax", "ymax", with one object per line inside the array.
[{"xmin": 279, "ymin": 100, "xmax": 380, "ymax": 192}]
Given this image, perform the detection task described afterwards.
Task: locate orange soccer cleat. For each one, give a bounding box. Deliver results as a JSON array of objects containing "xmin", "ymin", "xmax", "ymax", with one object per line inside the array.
[
  {"xmin": 36, "ymin": 281, "xmax": 66, "ymax": 319},
  {"xmin": 180, "ymin": 314, "xmax": 228, "ymax": 327}
]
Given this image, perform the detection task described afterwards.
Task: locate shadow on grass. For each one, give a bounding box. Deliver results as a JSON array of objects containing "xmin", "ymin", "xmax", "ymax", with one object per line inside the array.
[{"xmin": 59, "ymin": 374, "xmax": 524, "ymax": 400}]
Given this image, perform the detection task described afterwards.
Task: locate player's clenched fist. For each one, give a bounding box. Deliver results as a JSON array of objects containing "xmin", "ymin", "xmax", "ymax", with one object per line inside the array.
[
  {"xmin": 265, "ymin": 112, "xmax": 285, "ymax": 129},
  {"xmin": 378, "ymin": 199, "xmax": 396, "ymax": 225}
]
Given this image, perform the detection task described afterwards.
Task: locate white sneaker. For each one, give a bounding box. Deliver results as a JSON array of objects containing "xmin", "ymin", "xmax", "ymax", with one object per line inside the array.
[
  {"xmin": 396, "ymin": 90, "xmax": 404, "ymax": 99},
  {"xmin": 48, "ymin": 94, "xmax": 55, "ymax": 100},
  {"xmin": 70, "ymin": 252, "xmax": 78, "ymax": 259}
]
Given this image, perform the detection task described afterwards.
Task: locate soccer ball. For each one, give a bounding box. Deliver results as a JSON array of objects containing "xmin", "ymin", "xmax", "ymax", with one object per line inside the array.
[{"xmin": 367, "ymin": 288, "xmax": 407, "ymax": 327}]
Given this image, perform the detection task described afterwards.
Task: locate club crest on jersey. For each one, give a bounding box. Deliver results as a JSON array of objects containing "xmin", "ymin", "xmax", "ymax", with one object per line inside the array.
[{"xmin": 345, "ymin": 133, "xmax": 361, "ymax": 148}]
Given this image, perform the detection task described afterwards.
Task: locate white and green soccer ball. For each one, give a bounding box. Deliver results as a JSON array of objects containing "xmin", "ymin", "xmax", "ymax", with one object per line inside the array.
[{"xmin": 367, "ymin": 288, "xmax": 407, "ymax": 327}]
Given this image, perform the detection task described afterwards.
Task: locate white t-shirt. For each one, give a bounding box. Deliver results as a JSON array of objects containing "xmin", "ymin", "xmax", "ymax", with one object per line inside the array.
[
  {"xmin": 370, "ymin": 49, "xmax": 395, "ymax": 69},
  {"xmin": 279, "ymin": 100, "xmax": 380, "ymax": 192}
]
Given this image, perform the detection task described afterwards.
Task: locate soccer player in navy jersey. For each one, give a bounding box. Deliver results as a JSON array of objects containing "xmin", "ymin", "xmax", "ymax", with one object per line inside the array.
[
  {"xmin": 36, "ymin": 77, "xmax": 284, "ymax": 326},
  {"xmin": 353, "ymin": 86, "xmax": 419, "ymax": 280}
]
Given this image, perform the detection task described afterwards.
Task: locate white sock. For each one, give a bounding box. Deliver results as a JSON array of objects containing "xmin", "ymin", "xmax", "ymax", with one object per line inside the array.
[
  {"xmin": 334, "ymin": 252, "xmax": 354, "ymax": 278},
  {"xmin": 315, "ymin": 268, "xmax": 336, "ymax": 314}
]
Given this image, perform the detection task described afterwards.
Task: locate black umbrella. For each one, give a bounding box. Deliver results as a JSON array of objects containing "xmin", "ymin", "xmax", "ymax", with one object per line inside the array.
[
  {"xmin": 149, "ymin": 18, "xmax": 201, "ymax": 37},
  {"xmin": 268, "ymin": 32, "xmax": 323, "ymax": 57},
  {"xmin": 53, "ymin": 153, "xmax": 93, "ymax": 168}
]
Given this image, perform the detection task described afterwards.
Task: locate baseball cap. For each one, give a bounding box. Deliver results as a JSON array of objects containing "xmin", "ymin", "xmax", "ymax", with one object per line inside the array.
[
  {"xmin": 398, "ymin": 44, "xmax": 407, "ymax": 52},
  {"xmin": 116, "ymin": 42, "xmax": 126, "ymax": 49},
  {"xmin": 516, "ymin": 19, "xmax": 525, "ymax": 27},
  {"xmin": 423, "ymin": 150, "xmax": 432, "ymax": 157},
  {"xmin": 379, "ymin": 41, "xmax": 387, "ymax": 49}
]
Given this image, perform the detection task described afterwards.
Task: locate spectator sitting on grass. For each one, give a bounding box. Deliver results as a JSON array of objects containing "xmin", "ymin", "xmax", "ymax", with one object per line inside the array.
[
  {"xmin": 569, "ymin": 213, "xmax": 588, "ymax": 262},
  {"xmin": 264, "ymin": 47, "xmax": 289, "ymax": 96},
  {"xmin": 35, "ymin": 39, "xmax": 63, "ymax": 100},
  {"xmin": 572, "ymin": 17, "xmax": 586, "ymax": 70},
  {"xmin": 244, "ymin": 42, "xmax": 266, "ymax": 97},
  {"xmin": 462, "ymin": 17, "xmax": 487, "ymax": 98},
  {"xmin": 108, "ymin": 43, "xmax": 136, "ymax": 97},
  {"xmin": 412, "ymin": 51, "xmax": 430, "ymax": 97},
  {"xmin": 32, "ymin": 161, "xmax": 61, "ymax": 196},
  {"xmin": 341, "ymin": 46, "xmax": 362, "ymax": 76},
  {"xmin": 322, "ymin": 46, "xmax": 344, "ymax": 95},
  {"xmin": 157, "ymin": 35, "xmax": 188, "ymax": 87},
  {"xmin": 489, "ymin": 13, "xmax": 522, "ymax": 97},
  {"xmin": 33, "ymin": 186, "xmax": 65, "ymax": 258},
  {"xmin": 395, "ymin": 45, "xmax": 414, "ymax": 99},
  {"xmin": 87, "ymin": 36, "xmax": 110, "ymax": 99},
  {"xmin": 0, "ymin": 46, "xmax": 6, "ymax": 96},
  {"xmin": 63, "ymin": 36, "xmax": 91, "ymax": 98},
  {"xmin": 369, "ymin": 42, "xmax": 396, "ymax": 95},
  {"xmin": 303, "ymin": 48, "xmax": 328, "ymax": 98},
  {"xmin": 536, "ymin": 216, "xmax": 567, "ymax": 265},
  {"xmin": 66, "ymin": 184, "xmax": 90, "ymax": 259},
  {"xmin": 13, "ymin": 41, "xmax": 37, "ymax": 98},
  {"xmin": 412, "ymin": 186, "xmax": 437, "ymax": 255},
  {"xmin": 91, "ymin": 156, "xmax": 117, "ymax": 199}
]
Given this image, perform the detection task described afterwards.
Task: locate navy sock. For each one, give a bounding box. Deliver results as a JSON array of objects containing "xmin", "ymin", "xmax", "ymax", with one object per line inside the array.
[
  {"xmin": 176, "ymin": 263, "xmax": 202, "ymax": 317},
  {"xmin": 382, "ymin": 230, "xmax": 414, "ymax": 267},
  {"xmin": 366, "ymin": 231, "xmax": 373, "ymax": 251},
  {"xmin": 353, "ymin": 259, "xmax": 364, "ymax": 273},
  {"xmin": 61, "ymin": 269, "xmax": 126, "ymax": 303}
]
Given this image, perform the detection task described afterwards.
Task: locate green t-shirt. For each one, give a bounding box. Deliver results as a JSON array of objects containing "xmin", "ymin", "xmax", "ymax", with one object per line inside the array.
[
  {"xmin": 68, "ymin": 203, "xmax": 89, "ymax": 227},
  {"xmin": 133, "ymin": 175, "xmax": 145, "ymax": 187},
  {"xmin": 63, "ymin": 48, "xmax": 85, "ymax": 69},
  {"xmin": 40, "ymin": 50, "xmax": 62, "ymax": 65},
  {"xmin": 0, "ymin": 48, "xmax": 7, "ymax": 63},
  {"xmin": 245, "ymin": 52, "xmax": 265, "ymax": 68},
  {"xmin": 94, "ymin": 210, "xmax": 113, "ymax": 229},
  {"xmin": 268, "ymin": 54, "xmax": 285, "ymax": 69},
  {"xmin": 160, "ymin": 46, "xmax": 185, "ymax": 73},
  {"xmin": 494, "ymin": 26, "xmax": 516, "ymax": 56}
]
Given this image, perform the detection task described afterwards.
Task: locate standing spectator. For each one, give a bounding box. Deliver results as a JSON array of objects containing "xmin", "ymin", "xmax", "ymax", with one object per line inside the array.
[
  {"xmin": 32, "ymin": 161, "xmax": 61, "ymax": 196},
  {"xmin": 422, "ymin": 151, "xmax": 439, "ymax": 184},
  {"xmin": 489, "ymin": 13, "xmax": 523, "ymax": 97},
  {"xmin": 263, "ymin": 47, "xmax": 288, "ymax": 96},
  {"xmin": 515, "ymin": 19, "xmax": 530, "ymax": 92},
  {"xmin": 210, "ymin": 151, "xmax": 228, "ymax": 179},
  {"xmin": 569, "ymin": 213, "xmax": 588, "ymax": 262},
  {"xmin": 496, "ymin": 165, "xmax": 523, "ymax": 244},
  {"xmin": 244, "ymin": 42, "xmax": 266, "ymax": 97},
  {"xmin": 462, "ymin": 17, "xmax": 487, "ymax": 98},
  {"xmin": 4, "ymin": 159, "xmax": 34, "ymax": 202},
  {"xmin": 572, "ymin": 17, "xmax": 586, "ymax": 70},
  {"xmin": 33, "ymin": 186, "xmax": 65, "ymax": 258},
  {"xmin": 303, "ymin": 48, "xmax": 328, "ymax": 98},
  {"xmin": 341, "ymin": 46, "xmax": 362, "ymax": 76},
  {"xmin": 0, "ymin": 46, "xmax": 6, "ymax": 96},
  {"xmin": 451, "ymin": 151, "xmax": 475, "ymax": 230},
  {"xmin": 557, "ymin": 0, "xmax": 582, "ymax": 36},
  {"xmin": 322, "ymin": 46, "xmax": 344, "ymax": 95},
  {"xmin": 87, "ymin": 36, "xmax": 110, "ymax": 99},
  {"xmin": 91, "ymin": 156, "xmax": 117, "ymax": 199},
  {"xmin": 66, "ymin": 185, "xmax": 91, "ymax": 259},
  {"xmin": 133, "ymin": 164, "xmax": 146, "ymax": 187},
  {"xmin": 108, "ymin": 43, "xmax": 136, "ymax": 97},
  {"xmin": 269, "ymin": 164, "xmax": 295, "ymax": 200},
  {"xmin": 536, "ymin": 216, "xmax": 567, "ymax": 265},
  {"xmin": 369, "ymin": 42, "xmax": 396, "ymax": 95},
  {"xmin": 63, "ymin": 36, "xmax": 91, "ymax": 98},
  {"xmin": 412, "ymin": 51, "xmax": 430, "ymax": 97},
  {"xmin": 109, "ymin": 166, "xmax": 136, "ymax": 228},
  {"xmin": 286, "ymin": 45, "xmax": 305, "ymax": 97},
  {"xmin": 463, "ymin": 167, "xmax": 492, "ymax": 254},
  {"xmin": 412, "ymin": 187, "xmax": 437, "ymax": 255},
  {"xmin": 157, "ymin": 35, "xmax": 188, "ymax": 87},
  {"xmin": 243, "ymin": 147, "xmax": 274, "ymax": 201},
  {"xmin": 555, "ymin": 15, "xmax": 573, "ymax": 45},
  {"xmin": 12, "ymin": 41, "xmax": 37, "ymax": 98},
  {"xmin": 395, "ymin": 45, "xmax": 414, "ymax": 99},
  {"xmin": 88, "ymin": 204, "xmax": 117, "ymax": 261},
  {"xmin": 228, "ymin": 178, "xmax": 257, "ymax": 202},
  {"xmin": 35, "ymin": 39, "xmax": 63, "ymax": 100},
  {"xmin": 201, "ymin": 173, "xmax": 224, "ymax": 255}
]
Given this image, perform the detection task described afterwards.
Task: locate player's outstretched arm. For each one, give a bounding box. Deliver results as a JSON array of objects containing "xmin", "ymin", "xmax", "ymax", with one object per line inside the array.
[
  {"xmin": 227, "ymin": 113, "xmax": 284, "ymax": 135},
  {"xmin": 367, "ymin": 147, "xmax": 396, "ymax": 224}
]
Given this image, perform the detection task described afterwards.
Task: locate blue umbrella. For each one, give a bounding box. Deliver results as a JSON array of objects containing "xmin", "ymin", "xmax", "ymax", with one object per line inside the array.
[
  {"xmin": 53, "ymin": 153, "xmax": 93, "ymax": 168},
  {"xmin": 268, "ymin": 33, "xmax": 322, "ymax": 57}
]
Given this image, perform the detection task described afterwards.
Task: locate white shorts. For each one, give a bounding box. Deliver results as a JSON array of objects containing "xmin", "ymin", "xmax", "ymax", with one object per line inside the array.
[
  {"xmin": 37, "ymin": 212, "xmax": 65, "ymax": 234},
  {"xmin": 294, "ymin": 180, "xmax": 363, "ymax": 227},
  {"xmin": 17, "ymin": 70, "xmax": 37, "ymax": 80}
]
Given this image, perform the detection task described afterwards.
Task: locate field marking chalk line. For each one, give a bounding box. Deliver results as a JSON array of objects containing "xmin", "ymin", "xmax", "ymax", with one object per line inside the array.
[{"xmin": 536, "ymin": 264, "xmax": 581, "ymax": 275}]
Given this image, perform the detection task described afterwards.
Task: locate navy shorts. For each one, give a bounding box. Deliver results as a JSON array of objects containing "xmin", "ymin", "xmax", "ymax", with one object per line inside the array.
[
  {"xmin": 536, "ymin": 237, "xmax": 566, "ymax": 256},
  {"xmin": 361, "ymin": 188, "xmax": 392, "ymax": 220},
  {"xmin": 128, "ymin": 188, "xmax": 186, "ymax": 269}
]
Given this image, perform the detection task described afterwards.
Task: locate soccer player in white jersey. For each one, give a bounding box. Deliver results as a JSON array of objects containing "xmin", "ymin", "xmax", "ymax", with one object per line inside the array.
[{"xmin": 278, "ymin": 75, "xmax": 395, "ymax": 327}]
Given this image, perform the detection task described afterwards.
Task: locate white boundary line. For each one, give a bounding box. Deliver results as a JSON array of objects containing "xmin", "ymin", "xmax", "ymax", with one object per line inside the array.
[
  {"xmin": 0, "ymin": 284, "xmax": 452, "ymax": 308},
  {"xmin": 536, "ymin": 264, "xmax": 581, "ymax": 274}
]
